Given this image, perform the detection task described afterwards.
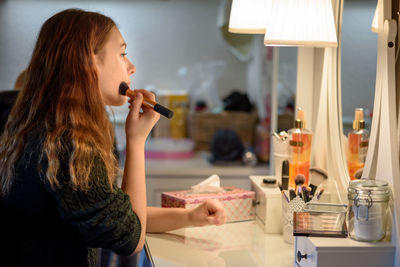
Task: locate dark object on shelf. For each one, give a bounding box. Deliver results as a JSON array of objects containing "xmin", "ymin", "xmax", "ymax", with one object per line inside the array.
[
  {"xmin": 210, "ymin": 129, "xmax": 244, "ymax": 161},
  {"xmin": 223, "ymin": 91, "xmax": 253, "ymax": 112},
  {"xmin": 262, "ymin": 178, "xmax": 276, "ymax": 185},
  {"xmin": 195, "ymin": 100, "xmax": 207, "ymax": 112},
  {"xmin": 281, "ymin": 160, "xmax": 289, "ymax": 190}
]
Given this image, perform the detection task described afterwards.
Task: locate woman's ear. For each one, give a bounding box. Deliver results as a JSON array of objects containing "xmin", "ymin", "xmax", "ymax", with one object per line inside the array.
[
  {"xmin": 93, "ymin": 53, "xmax": 100, "ymax": 66},
  {"xmin": 92, "ymin": 53, "xmax": 103, "ymax": 75}
]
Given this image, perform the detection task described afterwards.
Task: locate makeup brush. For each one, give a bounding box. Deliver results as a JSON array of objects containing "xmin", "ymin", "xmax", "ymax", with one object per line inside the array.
[
  {"xmin": 301, "ymin": 186, "xmax": 307, "ymax": 201},
  {"xmin": 289, "ymin": 189, "xmax": 296, "ymax": 200},
  {"xmin": 294, "ymin": 174, "xmax": 305, "ymax": 199},
  {"xmin": 309, "ymin": 184, "xmax": 317, "ymax": 196},
  {"xmin": 294, "ymin": 174, "xmax": 305, "ymax": 187},
  {"xmin": 278, "ymin": 183, "xmax": 290, "ymax": 203},
  {"xmin": 303, "ymin": 186, "xmax": 311, "ymax": 202},
  {"xmin": 298, "ymin": 186, "xmax": 303, "ymax": 199},
  {"xmin": 119, "ymin": 82, "xmax": 174, "ymax": 119}
]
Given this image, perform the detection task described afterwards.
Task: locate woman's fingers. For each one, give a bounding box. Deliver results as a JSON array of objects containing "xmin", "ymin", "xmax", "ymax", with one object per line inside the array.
[
  {"xmin": 130, "ymin": 92, "xmax": 143, "ymax": 118},
  {"xmin": 201, "ymin": 199, "xmax": 227, "ymax": 226},
  {"xmin": 206, "ymin": 201, "xmax": 226, "ymax": 225},
  {"xmin": 125, "ymin": 89, "xmax": 160, "ymax": 142},
  {"xmin": 134, "ymin": 89, "xmax": 156, "ymax": 102}
]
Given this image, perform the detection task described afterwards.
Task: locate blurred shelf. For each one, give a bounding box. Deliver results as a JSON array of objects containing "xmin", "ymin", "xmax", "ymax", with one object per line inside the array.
[{"xmin": 145, "ymin": 152, "xmax": 270, "ymax": 178}]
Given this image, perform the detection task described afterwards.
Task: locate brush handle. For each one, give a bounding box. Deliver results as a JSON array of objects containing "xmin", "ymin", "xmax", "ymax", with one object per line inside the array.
[
  {"xmin": 289, "ymin": 189, "xmax": 296, "ymax": 200},
  {"xmin": 126, "ymin": 90, "xmax": 174, "ymax": 119},
  {"xmin": 154, "ymin": 104, "xmax": 174, "ymax": 119},
  {"xmin": 281, "ymin": 191, "xmax": 290, "ymax": 203}
]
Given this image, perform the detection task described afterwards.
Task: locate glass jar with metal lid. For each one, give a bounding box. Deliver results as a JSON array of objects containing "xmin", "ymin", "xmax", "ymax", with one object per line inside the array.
[{"xmin": 347, "ymin": 179, "xmax": 391, "ymax": 242}]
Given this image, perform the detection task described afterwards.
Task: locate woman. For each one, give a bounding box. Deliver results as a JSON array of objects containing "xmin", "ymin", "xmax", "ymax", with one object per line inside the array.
[{"xmin": 0, "ymin": 9, "xmax": 225, "ymax": 267}]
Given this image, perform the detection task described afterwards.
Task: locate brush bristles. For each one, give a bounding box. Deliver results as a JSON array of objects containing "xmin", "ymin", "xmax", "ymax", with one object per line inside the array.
[
  {"xmin": 119, "ymin": 82, "xmax": 129, "ymax": 96},
  {"xmin": 294, "ymin": 174, "xmax": 305, "ymax": 185}
]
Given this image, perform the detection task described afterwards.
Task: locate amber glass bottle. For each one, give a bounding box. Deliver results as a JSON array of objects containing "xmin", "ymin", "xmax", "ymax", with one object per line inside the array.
[
  {"xmin": 288, "ymin": 108, "xmax": 312, "ymax": 189},
  {"xmin": 347, "ymin": 108, "xmax": 369, "ymax": 180}
]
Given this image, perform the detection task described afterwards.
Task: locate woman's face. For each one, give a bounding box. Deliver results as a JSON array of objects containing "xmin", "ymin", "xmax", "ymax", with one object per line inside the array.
[{"xmin": 94, "ymin": 27, "xmax": 136, "ymax": 106}]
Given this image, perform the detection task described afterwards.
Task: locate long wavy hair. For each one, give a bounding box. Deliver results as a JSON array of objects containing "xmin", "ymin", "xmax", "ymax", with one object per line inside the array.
[{"xmin": 0, "ymin": 9, "xmax": 119, "ymax": 196}]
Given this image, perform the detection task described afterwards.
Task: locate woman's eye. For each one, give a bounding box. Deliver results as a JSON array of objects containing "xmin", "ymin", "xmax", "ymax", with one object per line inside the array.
[{"xmin": 121, "ymin": 53, "xmax": 128, "ymax": 57}]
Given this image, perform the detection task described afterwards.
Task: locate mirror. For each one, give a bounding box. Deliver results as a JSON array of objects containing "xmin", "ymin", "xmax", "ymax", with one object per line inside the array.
[
  {"xmin": 276, "ymin": 47, "xmax": 297, "ymax": 133},
  {"xmin": 341, "ymin": 0, "xmax": 377, "ymax": 181},
  {"xmin": 341, "ymin": 0, "xmax": 377, "ymax": 134}
]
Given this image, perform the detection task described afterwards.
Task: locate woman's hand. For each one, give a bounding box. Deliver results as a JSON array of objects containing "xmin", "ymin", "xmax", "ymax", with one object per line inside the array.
[
  {"xmin": 125, "ymin": 89, "xmax": 160, "ymax": 144},
  {"xmin": 188, "ymin": 199, "xmax": 226, "ymax": 227}
]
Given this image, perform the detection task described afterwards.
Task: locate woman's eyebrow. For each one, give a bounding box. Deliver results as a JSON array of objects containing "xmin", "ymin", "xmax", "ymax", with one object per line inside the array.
[{"xmin": 121, "ymin": 43, "xmax": 127, "ymax": 48}]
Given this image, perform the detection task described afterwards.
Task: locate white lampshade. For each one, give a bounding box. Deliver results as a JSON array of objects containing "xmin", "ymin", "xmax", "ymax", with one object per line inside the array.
[
  {"xmin": 228, "ymin": 0, "xmax": 270, "ymax": 34},
  {"xmin": 371, "ymin": 4, "xmax": 378, "ymax": 33},
  {"xmin": 264, "ymin": 0, "xmax": 337, "ymax": 48}
]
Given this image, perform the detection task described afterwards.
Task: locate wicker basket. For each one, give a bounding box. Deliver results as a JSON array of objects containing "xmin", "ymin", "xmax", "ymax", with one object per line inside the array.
[{"xmin": 190, "ymin": 111, "xmax": 258, "ymax": 151}]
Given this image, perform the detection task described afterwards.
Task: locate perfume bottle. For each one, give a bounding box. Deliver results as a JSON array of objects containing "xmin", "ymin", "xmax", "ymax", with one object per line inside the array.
[
  {"xmin": 288, "ymin": 108, "xmax": 312, "ymax": 189},
  {"xmin": 347, "ymin": 108, "xmax": 369, "ymax": 180}
]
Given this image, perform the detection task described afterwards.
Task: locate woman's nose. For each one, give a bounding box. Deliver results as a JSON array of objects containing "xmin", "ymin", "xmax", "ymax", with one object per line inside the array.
[{"xmin": 128, "ymin": 59, "xmax": 136, "ymax": 75}]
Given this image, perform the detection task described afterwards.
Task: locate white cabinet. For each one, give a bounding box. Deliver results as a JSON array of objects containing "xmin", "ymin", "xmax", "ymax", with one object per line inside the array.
[
  {"xmin": 294, "ymin": 236, "xmax": 395, "ymax": 267},
  {"xmin": 145, "ymin": 154, "xmax": 269, "ymax": 206},
  {"xmin": 249, "ymin": 175, "xmax": 283, "ymax": 234}
]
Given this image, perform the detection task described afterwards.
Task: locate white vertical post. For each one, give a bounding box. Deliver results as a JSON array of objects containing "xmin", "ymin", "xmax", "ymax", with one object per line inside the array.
[{"xmin": 269, "ymin": 47, "xmax": 279, "ymax": 175}]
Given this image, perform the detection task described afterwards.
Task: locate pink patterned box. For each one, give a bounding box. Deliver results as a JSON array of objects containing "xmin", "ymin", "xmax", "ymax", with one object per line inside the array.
[{"xmin": 162, "ymin": 186, "xmax": 256, "ymax": 223}]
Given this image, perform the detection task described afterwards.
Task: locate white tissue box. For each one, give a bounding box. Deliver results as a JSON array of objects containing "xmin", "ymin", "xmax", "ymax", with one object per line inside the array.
[
  {"xmin": 161, "ymin": 186, "xmax": 256, "ymax": 223},
  {"xmin": 249, "ymin": 176, "xmax": 283, "ymax": 234}
]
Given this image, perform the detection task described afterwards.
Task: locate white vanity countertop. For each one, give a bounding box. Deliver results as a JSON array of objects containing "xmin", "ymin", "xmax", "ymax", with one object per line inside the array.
[{"xmin": 146, "ymin": 220, "xmax": 294, "ymax": 267}]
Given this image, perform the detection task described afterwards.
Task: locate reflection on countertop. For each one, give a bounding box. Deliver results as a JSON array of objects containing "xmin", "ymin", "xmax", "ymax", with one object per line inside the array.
[{"xmin": 146, "ymin": 220, "xmax": 294, "ymax": 267}]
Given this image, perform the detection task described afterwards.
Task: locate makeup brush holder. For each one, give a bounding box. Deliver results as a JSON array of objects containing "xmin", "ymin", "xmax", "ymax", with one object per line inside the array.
[
  {"xmin": 282, "ymin": 195, "xmax": 306, "ymax": 244},
  {"xmin": 347, "ymin": 180, "xmax": 391, "ymax": 242}
]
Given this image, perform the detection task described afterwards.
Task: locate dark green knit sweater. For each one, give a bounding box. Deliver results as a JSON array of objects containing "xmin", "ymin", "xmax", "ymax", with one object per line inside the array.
[{"xmin": 0, "ymin": 130, "xmax": 141, "ymax": 267}]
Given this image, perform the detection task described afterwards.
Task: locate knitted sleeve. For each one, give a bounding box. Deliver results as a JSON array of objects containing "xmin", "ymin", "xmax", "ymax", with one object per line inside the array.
[{"xmin": 44, "ymin": 155, "xmax": 141, "ymax": 256}]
